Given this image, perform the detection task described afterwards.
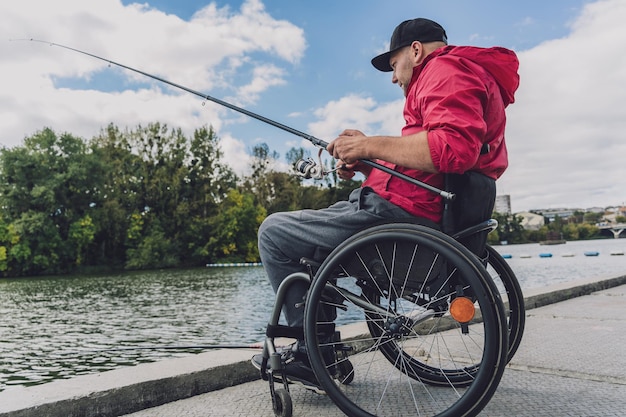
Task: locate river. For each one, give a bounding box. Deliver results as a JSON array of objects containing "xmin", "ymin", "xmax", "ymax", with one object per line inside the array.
[{"xmin": 1, "ymin": 238, "xmax": 625, "ymax": 391}]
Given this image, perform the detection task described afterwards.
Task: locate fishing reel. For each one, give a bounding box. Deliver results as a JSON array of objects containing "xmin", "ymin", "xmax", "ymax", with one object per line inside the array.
[
  {"xmin": 294, "ymin": 148, "xmax": 331, "ymax": 180},
  {"xmin": 294, "ymin": 157, "xmax": 323, "ymax": 179}
]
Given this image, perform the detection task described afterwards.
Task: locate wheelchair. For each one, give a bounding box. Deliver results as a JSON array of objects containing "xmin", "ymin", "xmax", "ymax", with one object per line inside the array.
[{"xmin": 258, "ymin": 172, "xmax": 525, "ymax": 417}]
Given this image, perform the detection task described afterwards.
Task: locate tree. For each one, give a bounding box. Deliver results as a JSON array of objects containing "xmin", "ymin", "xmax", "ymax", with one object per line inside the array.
[
  {"xmin": 576, "ymin": 223, "xmax": 600, "ymax": 240},
  {"xmin": 69, "ymin": 215, "xmax": 96, "ymax": 266},
  {"xmin": 490, "ymin": 212, "xmax": 525, "ymax": 244},
  {"xmin": 125, "ymin": 218, "xmax": 178, "ymax": 269},
  {"xmin": 88, "ymin": 124, "xmax": 142, "ymax": 266},
  {"xmin": 0, "ymin": 128, "xmax": 104, "ymax": 274},
  {"xmin": 90, "ymin": 123, "xmax": 237, "ymax": 268},
  {"xmin": 182, "ymin": 126, "xmax": 238, "ymax": 264},
  {"xmin": 583, "ymin": 212, "xmax": 604, "ymax": 224},
  {"xmin": 205, "ymin": 189, "xmax": 265, "ymax": 262},
  {"xmin": 244, "ymin": 143, "xmax": 281, "ymax": 209}
]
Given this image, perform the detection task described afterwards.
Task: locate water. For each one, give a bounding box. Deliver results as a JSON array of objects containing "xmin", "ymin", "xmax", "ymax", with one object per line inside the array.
[
  {"xmin": 1, "ymin": 239, "xmax": 625, "ymax": 391},
  {"xmin": 0, "ymin": 268, "xmax": 275, "ymax": 390},
  {"xmin": 490, "ymin": 238, "xmax": 626, "ymax": 290}
]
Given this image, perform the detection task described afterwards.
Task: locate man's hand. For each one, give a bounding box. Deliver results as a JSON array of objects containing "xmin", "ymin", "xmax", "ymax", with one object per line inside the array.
[
  {"xmin": 327, "ymin": 129, "xmax": 370, "ymax": 163},
  {"xmin": 327, "ymin": 129, "xmax": 373, "ymax": 179},
  {"xmin": 336, "ymin": 161, "xmax": 362, "ymax": 180},
  {"xmin": 329, "ymin": 129, "xmax": 437, "ymax": 174}
]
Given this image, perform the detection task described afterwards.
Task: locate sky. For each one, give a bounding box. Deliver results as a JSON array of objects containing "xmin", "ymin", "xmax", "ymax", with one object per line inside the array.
[{"xmin": 1, "ymin": 0, "xmax": 625, "ymax": 213}]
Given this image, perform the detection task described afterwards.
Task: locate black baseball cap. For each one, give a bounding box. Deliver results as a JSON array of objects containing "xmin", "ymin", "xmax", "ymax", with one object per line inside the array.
[{"xmin": 371, "ymin": 18, "xmax": 448, "ymax": 72}]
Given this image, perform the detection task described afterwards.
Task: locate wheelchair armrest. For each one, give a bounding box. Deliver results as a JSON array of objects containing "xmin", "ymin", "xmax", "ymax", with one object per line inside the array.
[{"xmin": 451, "ymin": 219, "xmax": 498, "ymax": 240}]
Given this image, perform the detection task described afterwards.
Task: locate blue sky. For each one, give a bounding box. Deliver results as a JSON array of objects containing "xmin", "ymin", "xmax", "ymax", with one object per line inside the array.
[{"xmin": 1, "ymin": 0, "xmax": 625, "ymax": 212}]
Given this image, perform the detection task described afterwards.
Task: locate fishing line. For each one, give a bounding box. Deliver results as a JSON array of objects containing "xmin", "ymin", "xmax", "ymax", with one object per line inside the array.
[{"xmin": 9, "ymin": 38, "xmax": 454, "ymax": 200}]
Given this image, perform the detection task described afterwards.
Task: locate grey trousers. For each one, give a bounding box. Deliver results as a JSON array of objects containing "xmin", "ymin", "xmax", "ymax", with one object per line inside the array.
[{"xmin": 257, "ymin": 187, "xmax": 417, "ymax": 328}]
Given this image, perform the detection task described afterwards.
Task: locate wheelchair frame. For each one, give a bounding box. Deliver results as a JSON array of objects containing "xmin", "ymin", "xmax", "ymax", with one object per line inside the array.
[{"xmin": 259, "ymin": 215, "xmax": 525, "ymax": 417}]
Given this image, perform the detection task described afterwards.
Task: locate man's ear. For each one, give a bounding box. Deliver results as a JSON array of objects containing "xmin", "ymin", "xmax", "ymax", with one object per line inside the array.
[{"xmin": 411, "ymin": 41, "xmax": 423, "ymax": 63}]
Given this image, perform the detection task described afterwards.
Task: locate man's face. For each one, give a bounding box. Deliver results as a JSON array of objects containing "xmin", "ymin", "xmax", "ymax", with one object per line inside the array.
[{"xmin": 390, "ymin": 45, "xmax": 417, "ymax": 96}]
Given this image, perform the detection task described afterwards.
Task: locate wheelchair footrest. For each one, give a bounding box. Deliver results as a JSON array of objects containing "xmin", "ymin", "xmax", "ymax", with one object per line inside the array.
[
  {"xmin": 265, "ymin": 323, "xmax": 337, "ymax": 340},
  {"xmin": 266, "ymin": 325, "xmax": 305, "ymax": 340}
]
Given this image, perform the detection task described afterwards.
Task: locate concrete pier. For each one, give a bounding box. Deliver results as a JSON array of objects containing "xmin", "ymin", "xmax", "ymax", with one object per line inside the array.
[{"xmin": 1, "ymin": 274, "xmax": 625, "ymax": 417}]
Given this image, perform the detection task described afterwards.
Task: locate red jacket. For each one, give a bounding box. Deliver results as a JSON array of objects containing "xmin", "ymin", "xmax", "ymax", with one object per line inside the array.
[{"xmin": 363, "ymin": 45, "xmax": 520, "ymax": 223}]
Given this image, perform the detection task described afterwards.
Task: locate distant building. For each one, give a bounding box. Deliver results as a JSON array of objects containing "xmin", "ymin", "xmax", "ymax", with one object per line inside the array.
[
  {"xmin": 495, "ymin": 195, "xmax": 511, "ymax": 215},
  {"xmin": 516, "ymin": 211, "xmax": 545, "ymax": 230},
  {"xmin": 586, "ymin": 207, "xmax": 605, "ymax": 214},
  {"xmin": 604, "ymin": 206, "xmax": 626, "ymax": 217},
  {"xmin": 532, "ymin": 208, "xmax": 577, "ymax": 222}
]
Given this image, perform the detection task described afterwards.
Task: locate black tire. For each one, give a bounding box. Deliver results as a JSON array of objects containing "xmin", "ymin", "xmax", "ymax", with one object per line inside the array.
[
  {"xmin": 485, "ymin": 245, "xmax": 525, "ymax": 362},
  {"xmin": 304, "ymin": 223, "xmax": 508, "ymax": 417},
  {"xmin": 273, "ymin": 388, "xmax": 293, "ymax": 417}
]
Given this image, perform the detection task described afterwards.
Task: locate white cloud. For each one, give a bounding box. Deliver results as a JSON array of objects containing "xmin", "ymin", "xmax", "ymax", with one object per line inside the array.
[
  {"xmin": 308, "ymin": 94, "xmax": 404, "ymax": 140},
  {"xmin": 236, "ymin": 64, "xmax": 287, "ymax": 105},
  {"xmin": 500, "ymin": 0, "xmax": 626, "ymax": 211},
  {"xmin": 0, "ymin": 0, "xmax": 305, "ymax": 174},
  {"xmin": 218, "ymin": 133, "xmax": 253, "ymax": 176}
]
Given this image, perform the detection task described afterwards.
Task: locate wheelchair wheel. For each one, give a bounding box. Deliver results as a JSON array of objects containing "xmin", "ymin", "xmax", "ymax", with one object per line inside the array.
[
  {"xmin": 485, "ymin": 245, "xmax": 525, "ymax": 363},
  {"xmin": 304, "ymin": 223, "xmax": 508, "ymax": 417}
]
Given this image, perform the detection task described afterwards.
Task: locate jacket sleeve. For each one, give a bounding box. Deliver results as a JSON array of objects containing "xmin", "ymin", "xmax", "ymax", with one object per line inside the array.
[{"xmin": 416, "ymin": 56, "xmax": 488, "ymax": 174}]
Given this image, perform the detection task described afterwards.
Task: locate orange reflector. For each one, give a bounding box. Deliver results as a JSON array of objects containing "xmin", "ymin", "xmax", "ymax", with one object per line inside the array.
[{"xmin": 449, "ymin": 297, "xmax": 475, "ymax": 323}]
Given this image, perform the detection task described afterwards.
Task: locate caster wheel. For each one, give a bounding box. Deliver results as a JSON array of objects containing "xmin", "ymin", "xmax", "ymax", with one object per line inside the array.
[{"xmin": 273, "ymin": 388, "xmax": 293, "ymax": 417}]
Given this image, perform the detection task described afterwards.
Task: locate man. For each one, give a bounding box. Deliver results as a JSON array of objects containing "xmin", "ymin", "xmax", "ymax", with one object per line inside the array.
[{"xmin": 253, "ymin": 17, "xmax": 519, "ymax": 391}]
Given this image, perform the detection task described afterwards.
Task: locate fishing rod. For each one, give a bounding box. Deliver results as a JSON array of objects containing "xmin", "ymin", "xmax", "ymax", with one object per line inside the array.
[
  {"xmin": 46, "ymin": 344, "xmax": 269, "ymax": 359},
  {"xmin": 90, "ymin": 344, "xmax": 265, "ymax": 352},
  {"xmin": 77, "ymin": 344, "xmax": 265, "ymax": 354},
  {"xmin": 11, "ymin": 38, "xmax": 454, "ymax": 200}
]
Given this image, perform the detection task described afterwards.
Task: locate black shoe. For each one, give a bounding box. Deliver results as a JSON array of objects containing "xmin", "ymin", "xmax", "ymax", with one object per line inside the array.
[
  {"xmin": 250, "ymin": 342, "xmax": 296, "ymax": 371},
  {"xmin": 280, "ymin": 359, "xmax": 325, "ymax": 394},
  {"xmin": 251, "ymin": 352, "xmax": 265, "ymax": 371},
  {"xmin": 251, "ymin": 343, "xmax": 326, "ymax": 395}
]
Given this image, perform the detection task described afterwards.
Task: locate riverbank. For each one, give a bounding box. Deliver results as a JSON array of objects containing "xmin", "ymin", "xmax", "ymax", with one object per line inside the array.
[{"xmin": 1, "ymin": 272, "xmax": 625, "ymax": 417}]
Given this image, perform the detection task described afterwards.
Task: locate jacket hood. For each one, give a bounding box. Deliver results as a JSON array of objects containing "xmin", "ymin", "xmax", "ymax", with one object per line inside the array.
[{"xmin": 429, "ymin": 45, "xmax": 520, "ymax": 106}]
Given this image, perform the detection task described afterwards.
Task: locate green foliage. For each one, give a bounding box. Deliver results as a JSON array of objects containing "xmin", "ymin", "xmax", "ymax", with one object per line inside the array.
[
  {"xmin": 0, "ymin": 124, "xmax": 361, "ymax": 277},
  {"xmin": 583, "ymin": 212, "xmax": 603, "ymax": 224},
  {"xmin": 0, "ymin": 246, "xmax": 7, "ymax": 272},
  {"xmin": 488, "ymin": 211, "xmax": 603, "ymax": 245},
  {"xmin": 0, "ymin": 128, "xmax": 103, "ymax": 274},
  {"xmin": 69, "ymin": 215, "xmax": 96, "ymax": 265},
  {"xmin": 205, "ymin": 189, "xmax": 265, "ymax": 263},
  {"xmin": 125, "ymin": 219, "xmax": 178, "ymax": 269},
  {"xmin": 489, "ymin": 212, "xmax": 525, "ymax": 244},
  {"xmin": 573, "ymin": 223, "xmax": 600, "ymax": 240},
  {"xmin": 537, "ymin": 214, "xmax": 600, "ymax": 242}
]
